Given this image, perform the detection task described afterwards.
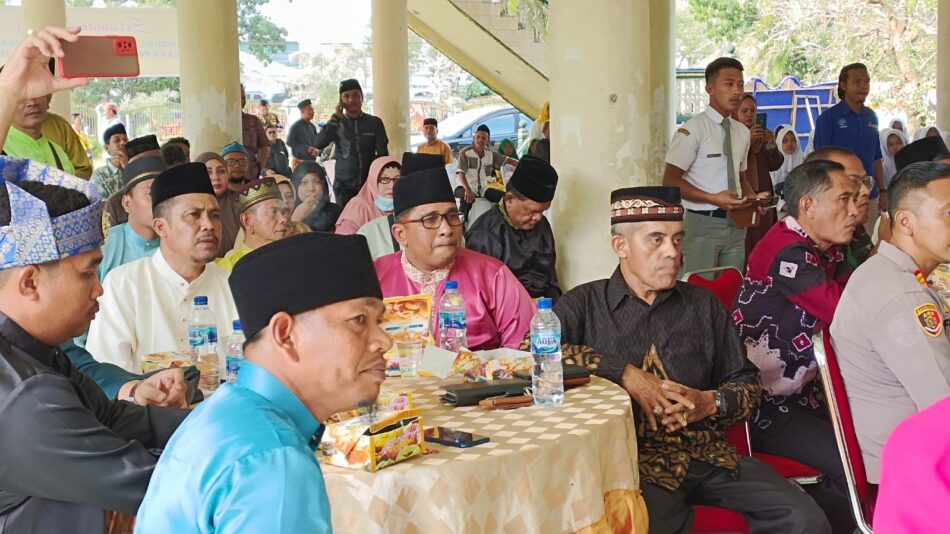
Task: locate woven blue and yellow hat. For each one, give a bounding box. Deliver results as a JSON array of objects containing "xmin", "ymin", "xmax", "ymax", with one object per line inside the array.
[{"xmin": 0, "ymin": 157, "xmax": 103, "ymax": 270}]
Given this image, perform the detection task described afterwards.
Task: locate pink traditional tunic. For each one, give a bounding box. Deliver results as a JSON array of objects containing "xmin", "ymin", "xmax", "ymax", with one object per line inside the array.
[
  {"xmin": 874, "ymin": 394, "xmax": 950, "ymax": 532},
  {"xmin": 374, "ymin": 248, "xmax": 534, "ymax": 350}
]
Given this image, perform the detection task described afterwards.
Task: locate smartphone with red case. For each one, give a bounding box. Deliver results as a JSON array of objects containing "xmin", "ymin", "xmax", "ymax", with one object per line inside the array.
[{"xmin": 59, "ymin": 35, "xmax": 140, "ymax": 78}]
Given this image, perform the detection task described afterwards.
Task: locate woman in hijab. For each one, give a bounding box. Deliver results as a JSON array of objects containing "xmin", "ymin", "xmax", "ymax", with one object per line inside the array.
[
  {"xmin": 334, "ymin": 156, "xmax": 400, "ymax": 235},
  {"xmin": 889, "ymin": 118, "xmax": 907, "ymax": 135},
  {"xmin": 770, "ymin": 125, "xmax": 805, "ymax": 195},
  {"xmin": 879, "ymin": 128, "xmax": 908, "ymax": 186},
  {"xmin": 497, "ymin": 138, "xmax": 519, "ymax": 161},
  {"xmin": 912, "ymin": 125, "xmax": 946, "ymax": 142},
  {"xmin": 291, "ymin": 161, "xmax": 342, "ymax": 232},
  {"xmin": 733, "ymin": 94, "xmax": 784, "ymax": 253}
]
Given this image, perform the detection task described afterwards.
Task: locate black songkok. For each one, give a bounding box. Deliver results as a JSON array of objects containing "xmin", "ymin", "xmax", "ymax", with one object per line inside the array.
[
  {"xmin": 229, "ymin": 232, "xmax": 382, "ymax": 338},
  {"xmin": 400, "ymin": 152, "xmax": 444, "ymax": 176},
  {"xmin": 393, "ymin": 167, "xmax": 455, "ymax": 216},
  {"xmin": 895, "ymin": 136, "xmax": 950, "ymax": 171},
  {"xmin": 122, "ymin": 155, "xmax": 166, "ymax": 190},
  {"xmin": 610, "ymin": 186, "xmax": 684, "ymax": 225},
  {"xmin": 339, "ymin": 78, "xmax": 362, "ymax": 94},
  {"xmin": 150, "ymin": 162, "xmax": 215, "ymax": 209},
  {"xmin": 102, "ymin": 123, "xmax": 127, "ymax": 145},
  {"xmin": 126, "ymin": 135, "xmax": 160, "ymax": 160},
  {"xmin": 508, "ymin": 155, "xmax": 558, "ymax": 203}
]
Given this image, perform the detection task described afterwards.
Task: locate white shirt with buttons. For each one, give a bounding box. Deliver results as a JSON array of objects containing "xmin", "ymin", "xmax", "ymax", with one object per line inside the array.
[
  {"xmin": 665, "ymin": 106, "xmax": 751, "ymax": 211},
  {"xmin": 87, "ymin": 249, "xmax": 239, "ymax": 373}
]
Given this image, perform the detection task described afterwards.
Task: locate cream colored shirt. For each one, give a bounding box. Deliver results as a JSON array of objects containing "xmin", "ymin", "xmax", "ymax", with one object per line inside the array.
[
  {"xmin": 666, "ymin": 106, "xmax": 750, "ymax": 211},
  {"xmin": 87, "ymin": 249, "xmax": 239, "ymax": 373}
]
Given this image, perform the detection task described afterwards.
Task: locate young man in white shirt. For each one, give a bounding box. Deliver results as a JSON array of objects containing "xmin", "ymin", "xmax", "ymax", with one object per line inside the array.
[
  {"xmin": 87, "ymin": 163, "xmax": 238, "ymax": 372},
  {"xmin": 663, "ymin": 57, "xmax": 768, "ymax": 274}
]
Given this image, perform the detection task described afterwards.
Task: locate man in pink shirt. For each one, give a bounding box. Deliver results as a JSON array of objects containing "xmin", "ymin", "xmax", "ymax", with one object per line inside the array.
[
  {"xmin": 874, "ymin": 394, "xmax": 950, "ymax": 532},
  {"xmin": 374, "ymin": 166, "xmax": 533, "ymax": 350}
]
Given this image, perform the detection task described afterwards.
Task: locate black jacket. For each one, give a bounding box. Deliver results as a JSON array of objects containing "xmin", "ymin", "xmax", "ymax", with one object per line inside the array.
[
  {"xmin": 0, "ymin": 314, "xmax": 188, "ymax": 532},
  {"xmin": 313, "ymin": 112, "xmax": 389, "ymax": 187},
  {"xmin": 265, "ymin": 138, "xmax": 292, "ymax": 177}
]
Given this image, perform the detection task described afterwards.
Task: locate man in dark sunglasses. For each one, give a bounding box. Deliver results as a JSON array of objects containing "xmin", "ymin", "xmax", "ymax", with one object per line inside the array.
[{"xmin": 373, "ymin": 166, "xmax": 534, "ymax": 351}]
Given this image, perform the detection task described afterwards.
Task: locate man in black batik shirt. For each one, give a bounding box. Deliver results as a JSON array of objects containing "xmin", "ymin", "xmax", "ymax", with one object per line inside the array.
[{"xmin": 553, "ymin": 186, "xmax": 830, "ymax": 534}]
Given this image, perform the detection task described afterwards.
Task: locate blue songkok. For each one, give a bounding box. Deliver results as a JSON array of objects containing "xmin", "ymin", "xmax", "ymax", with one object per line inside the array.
[
  {"xmin": 0, "ymin": 157, "xmax": 103, "ymax": 270},
  {"xmin": 220, "ymin": 142, "xmax": 246, "ymax": 157}
]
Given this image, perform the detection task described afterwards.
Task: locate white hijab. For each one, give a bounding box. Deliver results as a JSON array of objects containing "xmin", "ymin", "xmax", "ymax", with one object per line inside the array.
[
  {"xmin": 913, "ymin": 125, "xmax": 946, "ymax": 142},
  {"xmin": 879, "ymin": 128, "xmax": 908, "ymax": 186},
  {"xmin": 889, "ymin": 118, "xmax": 908, "ymax": 135},
  {"xmin": 771, "ymin": 125, "xmax": 805, "ymax": 190}
]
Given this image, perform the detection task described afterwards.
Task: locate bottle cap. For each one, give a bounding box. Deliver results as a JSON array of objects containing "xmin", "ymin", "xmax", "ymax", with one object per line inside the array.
[
  {"xmin": 232, "ymin": 319, "xmax": 242, "ymax": 332},
  {"xmin": 537, "ymin": 298, "xmax": 553, "ymax": 310},
  {"xmin": 194, "ymin": 295, "xmax": 208, "ymax": 306},
  {"xmin": 445, "ymin": 280, "xmax": 458, "ymax": 290}
]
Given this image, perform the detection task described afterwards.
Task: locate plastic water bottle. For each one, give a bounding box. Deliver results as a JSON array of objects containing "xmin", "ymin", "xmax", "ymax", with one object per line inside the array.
[
  {"xmin": 188, "ymin": 295, "xmax": 219, "ymax": 394},
  {"xmin": 530, "ymin": 298, "xmax": 563, "ymax": 406},
  {"xmin": 225, "ymin": 320, "xmax": 245, "ymax": 384},
  {"xmin": 438, "ymin": 281, "xmax": 468, "ymax": 351}
]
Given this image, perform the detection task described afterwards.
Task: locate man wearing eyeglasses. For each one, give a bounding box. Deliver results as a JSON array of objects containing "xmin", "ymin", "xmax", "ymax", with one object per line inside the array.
[
  {"xmin": 465, "ymin": 155, "xmax": 562, "ymax": 300},
  {"xmin": 222, "ymin": 142, "xmax": 251, "ymax": 193},
  {"xmin": 373, "ymin": 166, "xmax": 534, "ymax": 351}
]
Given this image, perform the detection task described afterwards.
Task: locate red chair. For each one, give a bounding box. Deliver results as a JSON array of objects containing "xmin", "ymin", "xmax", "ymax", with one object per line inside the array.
[
  {"xmin": 692, "ymin": 423, "xmax": 752, "ymax": 533},
  {"xmin": 813, "ymin": 331, "xmax": 875, "ymax": 533},
  {"xmin": 685, "ymin": 267, "xmax": 824, "ymax": 486}
]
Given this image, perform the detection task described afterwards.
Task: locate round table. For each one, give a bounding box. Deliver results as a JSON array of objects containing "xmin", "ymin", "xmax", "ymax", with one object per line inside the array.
[{"xmin": 322, "ymin": 376, "xmax": 647, "ymax": 533}]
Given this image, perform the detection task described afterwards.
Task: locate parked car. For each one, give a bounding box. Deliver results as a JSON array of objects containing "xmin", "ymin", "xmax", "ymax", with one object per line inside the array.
[{"xmin": 410, "ymin": 105, "xmax": 533, "ymax": 157}]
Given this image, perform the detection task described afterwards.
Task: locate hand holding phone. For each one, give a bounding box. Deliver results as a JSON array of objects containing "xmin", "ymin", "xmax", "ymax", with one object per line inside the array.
[
  {"xmin": 755, "ymin": 112, "xmax": 768, "ymax": 128},
  {"xmin": 59, "ymin": 36, "xmax": 139, "ymax": 78}
]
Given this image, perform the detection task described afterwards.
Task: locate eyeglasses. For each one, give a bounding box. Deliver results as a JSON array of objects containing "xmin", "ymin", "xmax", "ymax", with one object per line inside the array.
[
  {"xmin": 401, "ymin": 211, "xmax": 463, "ymax": 229},
  {"xmin": 225, "ymin": 158, "xmax": 248, "ymax": 167},
  {"xmin": 378, "ymin": 175, "xmax": 401, "ymax": 185}
]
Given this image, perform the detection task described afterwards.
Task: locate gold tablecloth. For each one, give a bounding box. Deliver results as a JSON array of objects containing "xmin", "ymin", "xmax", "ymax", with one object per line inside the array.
[{"xmin": 323, "ymin": 376, "xmax": 647, "ymax": 533}]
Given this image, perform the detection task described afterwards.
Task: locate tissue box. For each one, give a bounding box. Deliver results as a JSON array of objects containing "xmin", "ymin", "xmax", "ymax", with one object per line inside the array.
[
  {"xmin": 317, "ymin": 409, "xmax": 425, "ymax": 472},
  {"xmin": 141, "ymin": 351, "xmax": 193, "ymax": 374}
]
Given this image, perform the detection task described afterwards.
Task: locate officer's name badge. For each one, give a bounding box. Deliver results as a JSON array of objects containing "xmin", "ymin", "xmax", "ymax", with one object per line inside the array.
[{"xmin": 915, "ymin": 303, "xmax": 943, "ymax": 338}]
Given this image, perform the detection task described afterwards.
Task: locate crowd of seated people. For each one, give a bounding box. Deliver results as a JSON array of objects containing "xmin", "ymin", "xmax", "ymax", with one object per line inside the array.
[{"xmin": 1, "ymin": 25, "xmax": 949, "ymax": 534}]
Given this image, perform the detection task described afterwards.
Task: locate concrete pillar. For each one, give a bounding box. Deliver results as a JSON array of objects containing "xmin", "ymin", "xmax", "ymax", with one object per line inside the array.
[
  {"xmin": 22, "ymin": 0, "xmax": 70, "ymax": 118},
  {"xmin": 549, "ymin": 0, "xmax": 653, "ymax": 290},
  {"xmin": 371, "ymin": 0, "xmax": 409, "ymax": 155},
  {"xmin": 177, "ymin": 0, "xmax": 242, "ymax": 154},
  {"xmin": 649, "ymin": 0, "xmax": 675, "ymax": 178},
  {"xmin": 938, "ymin": 1, "xmax": 950, "ymax": 130}
]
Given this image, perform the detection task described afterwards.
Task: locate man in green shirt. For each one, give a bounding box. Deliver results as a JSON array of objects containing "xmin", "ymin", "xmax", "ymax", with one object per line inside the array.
[{"xmin": 3, "ymin": 92, "xmax": 74, "ymax": 174}]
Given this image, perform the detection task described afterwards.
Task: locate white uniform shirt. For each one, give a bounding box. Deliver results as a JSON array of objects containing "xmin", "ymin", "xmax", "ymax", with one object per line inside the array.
[
  {"xmin": 666, "ymin": 106, "xmax": 751, "ymax": 211},
  {"xmin": 87, "ymin": 249, "xmax": 239, "ymax": 373}
]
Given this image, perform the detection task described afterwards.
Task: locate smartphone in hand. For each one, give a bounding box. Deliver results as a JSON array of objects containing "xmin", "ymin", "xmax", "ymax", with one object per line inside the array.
[
  {"xmin": 755, "ymin": 112, "xmax": 768, "ymax": 128},
  {"xmin": 59, "ymin": 36, "xmax": 140, "ymax": 78}
]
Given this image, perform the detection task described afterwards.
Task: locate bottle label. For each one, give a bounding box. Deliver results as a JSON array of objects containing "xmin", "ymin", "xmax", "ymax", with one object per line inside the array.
[
  {"xmin": 188, "ymin": 326, "xmax": 218, "ymax": 348},
  {"xmin": 438, "ymin": 310, "xmax": 467, "ymax": 330},
  {"xmin": 531, "ymin": 332, "xmax": 561, "ymax": 354},
  {"xmin": 188, "ymin": 327, "xmax": 204, "ymax": 348}
]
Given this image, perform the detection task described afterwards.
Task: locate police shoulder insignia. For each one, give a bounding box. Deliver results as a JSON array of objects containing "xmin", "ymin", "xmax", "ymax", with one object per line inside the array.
[
  {"xmin": 676, "ymin": 128, "xmax": 691, "ymax": 137},
  {"xmin": 915, "ymin": 303, "xmax": 943, "ymax": 337}
]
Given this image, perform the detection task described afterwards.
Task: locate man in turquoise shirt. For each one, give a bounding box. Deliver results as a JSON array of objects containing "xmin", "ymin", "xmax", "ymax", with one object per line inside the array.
[
  {"xmin": 136, "ymin": 232, "xmax": 391, "ymax": 532},
  {"xmin": 98, "ymin": 155, "xmax": 164, "ymax": 281}
]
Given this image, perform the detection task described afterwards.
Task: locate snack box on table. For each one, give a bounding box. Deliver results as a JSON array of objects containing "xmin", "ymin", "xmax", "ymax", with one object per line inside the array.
[
  {"xmin": 317, "ymin": 408, "xmax": 425, "ymax": 472},
  {"xmin": 141, "ymin": 351, "xmax": 193, "ymax": 373},
  {"xmin": 421, "ymin": 346, "xmax": 532, "ymax": 381}
]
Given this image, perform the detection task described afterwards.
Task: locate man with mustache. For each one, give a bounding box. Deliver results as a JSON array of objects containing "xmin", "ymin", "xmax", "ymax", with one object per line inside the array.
[
  {"xmin": 663, "ymin": 57, "xmax": 768, "ymax": 275},
  {"xmin": 374, "ymin": 165, "xmax": 533, "ymax": 351},
  {"xmin": 87, "ymin": 162, "xmax": 238, "ymax": 373},
  {"xmin": 222, "ymin": 141, "xmax": 250, "ymax": 192},
  {"xmin": 554, "ymin": 186, "xmax": 827, "ymax": 533},
  {"xmin": 732, "ymin": 160, "xmax": 860, "ymax": 532},
  {"xmin": 137, "ymin": 232, "xmax": 390, "ymax": 532},
  {"xmin": 0, "ymin": 26, "xmax": 189, "ymax": 532}
]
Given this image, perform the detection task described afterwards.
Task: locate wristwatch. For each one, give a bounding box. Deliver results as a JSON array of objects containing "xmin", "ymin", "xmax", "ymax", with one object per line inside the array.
[
  {"xmin": 124, "ymin": 382, "xmax": 140, "ymax": 405},
  {"xmin": 714, "ymin": 390, "xmax": 724, "ymax": 414}
]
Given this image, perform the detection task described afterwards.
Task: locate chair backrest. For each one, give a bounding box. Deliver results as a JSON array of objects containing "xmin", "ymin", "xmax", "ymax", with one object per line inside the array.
[
  {"xmin": 684, "ymin": 267, "xmax": 744, "ymax": 309},
  {"xmin": 724, "ymin": 422, "xmax": 752, "ymax": 456},
  {"xmin": 813, "ymin": 330, "xmax": 874, "ymax": 534}
]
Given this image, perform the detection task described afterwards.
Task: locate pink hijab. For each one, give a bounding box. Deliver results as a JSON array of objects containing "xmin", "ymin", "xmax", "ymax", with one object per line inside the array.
[{"xmin": 335, "ymin": 156, "xmax": 400, "ymax": 235}]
